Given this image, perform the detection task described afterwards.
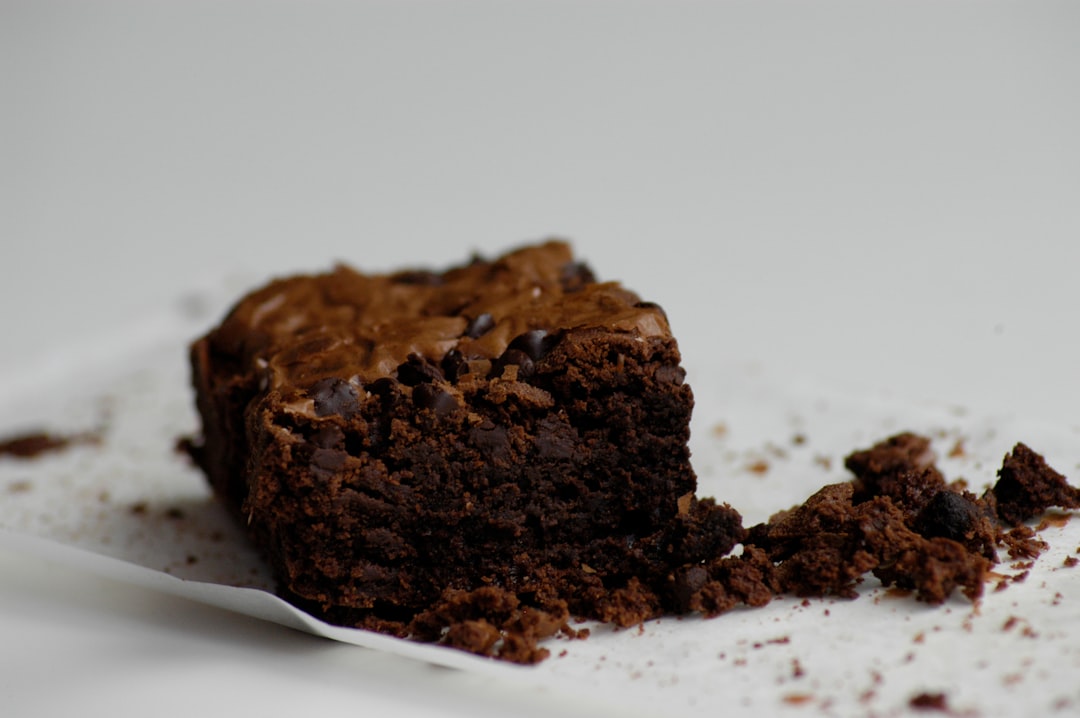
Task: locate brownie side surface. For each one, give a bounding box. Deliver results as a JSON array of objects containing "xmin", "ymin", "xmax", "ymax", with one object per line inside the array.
[{"xmin": 189, "ymin": 241, "xmax": 733, "ymax": 638}]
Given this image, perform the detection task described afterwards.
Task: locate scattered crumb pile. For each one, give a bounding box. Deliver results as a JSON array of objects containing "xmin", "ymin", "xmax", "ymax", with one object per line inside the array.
[
  {"xmin": 747, "ymin": 433, "xmax": 1079, "ymax": 605},
  {"xmin": 418, "ymin": 433, "xmax": 1079, "ymax": 663}
]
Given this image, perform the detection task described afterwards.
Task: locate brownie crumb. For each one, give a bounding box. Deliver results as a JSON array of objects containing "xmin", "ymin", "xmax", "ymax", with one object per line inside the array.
[
  {"xmin": 175, "ymin": 436, "xmax": 204, "ymax": 465},
  {"xmin": 782, "ymin": 694, "xmax": 814, "ymax": 706},
  {"xmin": 408, "ymin": 586, "xmax": 570, "ymax": 664},
  {"xmin": 947, "ymin": 439, "xmax": 966, "ymax": 458},
  {"xmin": 1064, "ymin": 556, "xmax": 1079, "ymax": 568},
  {"xmin": 0, "ymin": 430, "xmax": 99, "ymax": 459},
  {"xmin": 845, "ymin": 432, "xmax": 943, "ymax": 511},
  {"xmin": 1002, "ymin": 526, "xmax": 1048, "ymax": 560},
  {"xmin": 909, "ymin": 692, "xmax": 949, "ymax": 711},
  {"xmin": 746, "ymin": 459, "xmax": 770, "ymax": 475},
  {"xmin": 989, "ymin": 443, "xmax": 1080, "ymax": 525},
  {"xmin": 1036, "ymin": 512, "xmax": 1071, "ymax": 530}
]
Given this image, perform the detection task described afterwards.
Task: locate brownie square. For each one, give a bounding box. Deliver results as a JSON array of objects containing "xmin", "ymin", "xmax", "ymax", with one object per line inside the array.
[{"xmin": 188, "ymin": 241, "xmax": 741, "ymax": 648}]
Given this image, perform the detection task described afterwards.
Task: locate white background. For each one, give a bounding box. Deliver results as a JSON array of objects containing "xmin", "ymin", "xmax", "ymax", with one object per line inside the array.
[{"xmin": 3, "ymin": 2, "xmax": 1079, "ymax": 717}]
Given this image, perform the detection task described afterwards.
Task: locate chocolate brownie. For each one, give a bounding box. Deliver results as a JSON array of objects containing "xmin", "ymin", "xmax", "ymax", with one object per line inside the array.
[
  {"xmin": 189, "ymin": 241, "xmax": 1080, "ymax": 663},
  {"xmin": 188, "ymin": 241, "xmax": 744, "ymax": 660}
]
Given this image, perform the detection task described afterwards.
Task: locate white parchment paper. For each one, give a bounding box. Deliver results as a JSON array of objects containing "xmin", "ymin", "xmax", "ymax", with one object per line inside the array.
[{"xmin": 2, "ymin": 290, "xmax": 1079, "ymax": 717}]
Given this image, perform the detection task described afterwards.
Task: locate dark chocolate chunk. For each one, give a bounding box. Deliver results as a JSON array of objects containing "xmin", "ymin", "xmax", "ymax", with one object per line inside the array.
[
  {"xmin": 914, "ymin": 490, "xmax": 982, "ymax": 543},
  {"xmin": 309, "ymin": 377, "xmax": 360, "ymax": 418},
  {"xmin": 397, "ymin": 354, "xmax": 444, "ymax": 386},
  {"xmin": 464, "ymin": 313, "xmax": 496, "ymax": 339},
  {"xmin": 490, "ymin": 329, "xmax": 561, "ymax": 379},
  {"xmin": 367, "ymin": 377, "xmax": 398, "ymax": 396},
  {"xmin": 633, "ymin": 300, "xmax": 668, "ymax": 320},
  {"xmin": 493, "ymin": 348, "xmax": 536, "ymax": 379},
  {"xmin": 508, "ymin": 329, "xmax": 553, "ymax": 360},
  {"xmin": 412, "ymin": 383, "xmax": 459, "ymax": 416},
  {"xmin": 440, "ymin": 349, "xmax": 470, "ymax": 382},
  {"xmin": 559, "ymin": 261, "xmax": 596, "ymax": 292}
]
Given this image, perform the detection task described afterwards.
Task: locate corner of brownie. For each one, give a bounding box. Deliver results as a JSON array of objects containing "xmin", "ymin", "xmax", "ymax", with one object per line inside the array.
[{"xmin": 188, "ymin": 240, "xmax": 730, "ymax": 653}]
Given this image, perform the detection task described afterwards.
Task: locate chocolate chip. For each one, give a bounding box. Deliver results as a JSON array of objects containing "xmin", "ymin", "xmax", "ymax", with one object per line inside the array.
[
  {"xmin": 491, "ymin": 330, "xmax": 560, "ymax": 379},
  {"xmin": 367, "ymin": 377, "xmax": 403, "ymax": 409},
  {"xmin": 559, "ymin": 261, "xmax": 596, "ymax": 292},
  {"xmin": 412, "ymin": 383, "xmax": 459, "ymax": 416},
  {"xmin": 441, "ymin": 349, "xmax": 470, "ymax": 382},
  {"xmin": 464, "ymin": 313, "xmax": 496, "ymax": 339},
  {"xmin": 309, "ymin": 377, "xmax": 360, "ymax": 418},
  {"xmin": 508, "ymin": 329, "xmax": 552, "ymax": 360},
  {"xmin": 915, "ymin": 490, "xmax": 982, "ymax": 542},
  {"xmin": 367, "ymin": 377, "xmax": 396, "ymax": 395},
  {"xmin": 493, "ymin": 348, "xmax": 536, "ymax": 379},
  {"xmin": 633, "ymin": 300, "xmax": 668, "ymax": 321},
  {"xmin": 397, "ymin": 354, "xmax": 444, "ymax": 386}
]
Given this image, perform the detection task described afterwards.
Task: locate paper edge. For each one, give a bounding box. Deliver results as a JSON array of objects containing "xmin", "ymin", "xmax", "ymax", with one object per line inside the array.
[{"xmin": 0, "ymin": 527, "xmax": 543, "ymax": 677}]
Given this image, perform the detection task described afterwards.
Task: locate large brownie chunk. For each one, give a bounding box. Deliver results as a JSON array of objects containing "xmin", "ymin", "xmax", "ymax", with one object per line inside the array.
[{"xmin": 189, "ymin": 241, "xmax": 742, "ymax": 653}]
